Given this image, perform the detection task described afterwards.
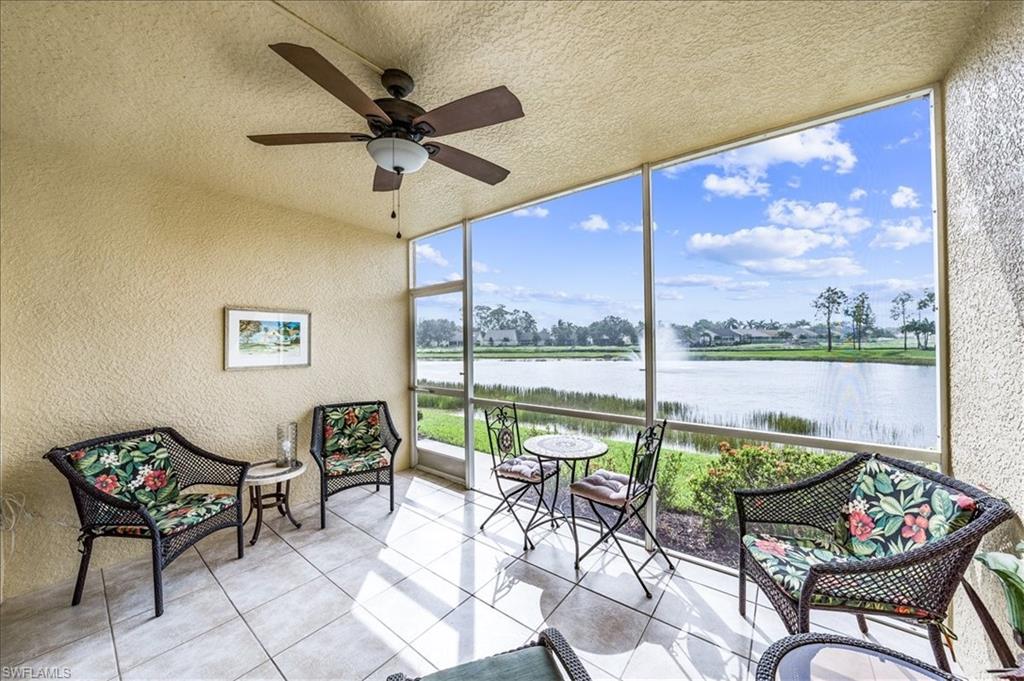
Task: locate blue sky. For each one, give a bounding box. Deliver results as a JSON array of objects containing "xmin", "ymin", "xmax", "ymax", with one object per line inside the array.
[{"xmin": 416, "ymin": 96, "xmax": 936, "ymax": 328}]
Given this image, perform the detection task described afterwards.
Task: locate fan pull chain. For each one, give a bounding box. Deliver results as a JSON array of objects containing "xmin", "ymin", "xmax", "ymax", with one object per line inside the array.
[{"xmin": 395, "ymin": 180, "xmax": 402, "ymax": 239}]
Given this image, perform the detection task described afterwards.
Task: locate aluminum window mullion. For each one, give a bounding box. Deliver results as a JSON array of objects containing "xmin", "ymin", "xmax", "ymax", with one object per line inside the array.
[
  {"xmin": 642, "ymin": 161, "xmax": 657, "ymax": 551},
  {"xmin": 462, "ymin": 219, "xmax": 475, "ymax": 489}
]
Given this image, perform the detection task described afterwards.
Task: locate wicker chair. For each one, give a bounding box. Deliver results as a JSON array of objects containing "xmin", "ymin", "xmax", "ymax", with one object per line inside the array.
[
  {"xmin": 755, "ymin": 632, "xmax": 956, "ymax": 680},
  {"xmin": 310, "ymin": 400, "xmax": 401, "ymax": 528},
  {"xmin": 385, "ymin": 628, "xmax": 591, "ymax": 681},
  {"xmin": 45, "ymin": 427, "xmax": 248, "ymax": 617},
  {"xmin": 569, "ymin": 420, "xmax": 675, "ymax": 598},
  {"xmin": 735, "ymin": 452, "xmax": 1014, "ymax": 672}
]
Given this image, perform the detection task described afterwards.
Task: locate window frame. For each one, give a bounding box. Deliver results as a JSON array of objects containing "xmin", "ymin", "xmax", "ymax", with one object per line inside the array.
[{"xmin": 409, "ymin": 84, "xmax": 948, "ymax": 479}]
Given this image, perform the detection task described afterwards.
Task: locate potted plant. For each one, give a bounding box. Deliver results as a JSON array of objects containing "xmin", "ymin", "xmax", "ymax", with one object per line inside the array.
[{"xmin": 976, "ymin": 541, "xmax": 1024, "ymax": 679}]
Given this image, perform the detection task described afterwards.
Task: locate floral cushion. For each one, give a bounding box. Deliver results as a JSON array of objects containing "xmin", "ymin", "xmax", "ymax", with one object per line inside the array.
[
  {"xmin": 742, "ymin": 532, "xmax": 935, "ymax": 619},
  {"xmin": 835, "ymin": 457, "xmax": 977, "ymax": 559},
  {"xmin": 324, "ymin": 405, "xmax": 383, "ymax": 458},
  {"xmin": 69, "ymin": 433, "xmax": 180, "ymax": 508},
  {"xmin": 325, "ymin": 449, "xmax": 390, "ymax": 476},
  {"xmin": 105, "ymin": 493, "xmax": 237, "ymax": 537}
]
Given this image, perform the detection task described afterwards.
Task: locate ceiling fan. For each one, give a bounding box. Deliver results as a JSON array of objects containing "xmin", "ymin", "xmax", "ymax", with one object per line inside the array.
[{"xmin": 248, "ymin": 43, "xmax": 524, "ymax": 193}]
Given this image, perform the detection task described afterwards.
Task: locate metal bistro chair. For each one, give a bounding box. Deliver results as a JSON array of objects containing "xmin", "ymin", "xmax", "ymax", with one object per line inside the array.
[
  {"xmin": 569, "ymin": 420, "xmax": 675, "ymax": 597},
  {"xmin": 478, "ymin": 404, "xmax": 558, "ymax": 551}
]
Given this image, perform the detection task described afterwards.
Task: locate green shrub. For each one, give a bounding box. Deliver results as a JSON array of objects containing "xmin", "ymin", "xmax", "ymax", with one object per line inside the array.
[{"xmin": 690, "ymin": 441, "xmax": 845, "ymax": 528}]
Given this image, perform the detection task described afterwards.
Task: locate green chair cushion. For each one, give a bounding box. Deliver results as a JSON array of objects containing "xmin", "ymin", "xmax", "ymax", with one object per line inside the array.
[
  {"xmin": 324, "ymin": 405, "xmax": 383, "ymax": 458},
  {"xmin": 325, "ymin": 449, "xmax": 390, "ymax": 476},
  {"xmin": 835, "ymin": 457, "xmax": 977, "ymax": 559},
  {"xmin": 420, "ymin": 645, "xmax": 564, "ymax": 681},
  {"xmin": 742, "ymin": 532, "xmax": 936, "ymax": 619},
  {"xmin": 69, "ymin": 433, "xmax": 180, "ymax": 507},
  {"xmin": 103, "ymin": 492, "xmax": 237, "ymax": 537}
]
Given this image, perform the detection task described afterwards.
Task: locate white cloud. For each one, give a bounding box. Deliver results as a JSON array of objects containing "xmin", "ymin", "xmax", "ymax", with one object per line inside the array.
[
  {"xmin": 766, "ymin": 199, "xmax": 871, "ymax": 235},
  {"xmin": 575, "ymin": 214, "xmax": 609, "ymax": 232},
  {"xmin": 444, "ymin": 272, "xmax": 462, "ymax": 282},
  {"xmin": 890, "ymin": 185, "xmax": 920, "ymax": 208},
  {"xmin": 714, "ymin": 122, "xmax": 857, "ymax": 175},
  {"xmin": 665, "ymin": 122, "xmax": 856, "ymax": 198},
  {"xmin": 656, "ymin": 274, "xmax": 769, "ymax": 291},
  {"xmin": 855, "ymin": 275, "xmax": 934, "ymax": 293},
  {"xmin": 617, "ymin": 221, "xmax": 658, "ymax": 233},
  {"xmin": 688, "ymin": 226, "xmax": 841, "ymax": 261},
  {"xmin": 869, "ymin": 216, "xmax": 932, "ymax": 250},
  {"xmin": 884, "ymin": 130, "xmax": 922, "ymax": 150},
  {"xmin": 787, "ymin": 176, "xmax": 801, "ymax": 188},
  {"xmin": 702, "ymin": 172, "xmax": 770, "ymax": 198},
  {"xmin": 738, "ymin": 256, "xmax": 865, "ymax": 278},
  {"xmin": 513, "ymin": 206, "xmax": 549, "ymax": 218},
  {"xmin": 415, "ymin": 243, "xmax": 448, "ymax": 267},
  {"xmin": 473, "ymin": 282, "xmax": 639, "ymax": 314},
  {"xmin": 472, "ymin": 260, "xmax": 498, "ymax": 274},
  {"xmin": 657, "ymin": 290, "xmax": 687, "ymax": 301},
  {"xmin": 848, "ymin": 187, "xmax": 867, "ymax": 201}
]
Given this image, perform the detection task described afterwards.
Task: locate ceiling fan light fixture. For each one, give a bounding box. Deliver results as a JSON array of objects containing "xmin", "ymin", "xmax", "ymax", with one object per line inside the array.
[{"xmin": 366, "ymin": 137, "xmax": 428, "ymax": 174}]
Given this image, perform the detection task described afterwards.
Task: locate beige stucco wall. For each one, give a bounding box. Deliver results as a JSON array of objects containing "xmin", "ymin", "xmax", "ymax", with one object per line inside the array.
[
  {"xmin": 0, "ymin": 134, "xmax": 409, "ymax": 600},
  {"xmin": 944, "ymin": 0, "xmax": 1024, "ymax": 675}
]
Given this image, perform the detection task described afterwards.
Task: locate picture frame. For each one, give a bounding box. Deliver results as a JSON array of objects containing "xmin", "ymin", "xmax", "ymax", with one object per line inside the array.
[{"xmin": 224, "ymin": 306, "xmax": 311, "ymax": 370}]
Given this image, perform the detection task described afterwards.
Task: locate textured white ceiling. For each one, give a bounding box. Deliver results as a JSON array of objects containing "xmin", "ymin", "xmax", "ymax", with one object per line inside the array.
[{"xmin": 0, "ymin": 1, "xmax": 985, "ymax": 237}]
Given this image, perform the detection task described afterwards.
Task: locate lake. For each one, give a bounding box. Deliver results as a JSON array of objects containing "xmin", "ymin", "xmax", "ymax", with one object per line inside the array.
[{"xmin": 417, "ymin": 358, "xmax": 938, "ymax": 449}]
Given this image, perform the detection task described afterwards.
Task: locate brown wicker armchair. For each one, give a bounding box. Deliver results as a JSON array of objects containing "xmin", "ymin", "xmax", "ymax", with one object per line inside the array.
[
  {"xmin": 45, "ymin": 427, "xmax": 248, "ymax": 617},
  {"xmin": 310, "ymin": 400, "xmax": 401, "ymax": 528},
  {"xmin": 735, "ymin": 452, "xmax": 1014, "ymax": 672}
]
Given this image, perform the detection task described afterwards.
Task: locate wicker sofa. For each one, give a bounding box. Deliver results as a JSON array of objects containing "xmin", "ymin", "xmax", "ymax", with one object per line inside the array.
[
  {"xmin": 45, "ymin": 427, "xmax": 248, "ymax": 617},
  {"xmin": 736, "ymin": 452, "xmax": 1014, "ymax": 671}
]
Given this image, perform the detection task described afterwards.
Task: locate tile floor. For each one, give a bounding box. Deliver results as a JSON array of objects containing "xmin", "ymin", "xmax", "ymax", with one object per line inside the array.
[{"xmin": 0, "ymin": 470, "xmax": 947, "ymax": 680}]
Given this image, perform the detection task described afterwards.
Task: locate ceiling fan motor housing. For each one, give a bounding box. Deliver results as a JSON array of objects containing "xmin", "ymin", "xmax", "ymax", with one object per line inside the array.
[{"xmin": 381, "ymin": 68, "xmax": 415, "ymax": 99}]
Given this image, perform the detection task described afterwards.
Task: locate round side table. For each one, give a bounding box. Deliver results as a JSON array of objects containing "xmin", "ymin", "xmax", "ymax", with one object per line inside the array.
[{"xmin": 243, "ymin": 460, "xmax": 306, "ymax": 545}]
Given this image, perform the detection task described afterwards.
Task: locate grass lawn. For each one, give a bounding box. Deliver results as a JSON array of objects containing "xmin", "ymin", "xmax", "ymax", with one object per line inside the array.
[
  {"xmin": 416, "ymin": 407, "xmax": 711, "ymax": 510},
  {"xmin": 417, "ymin": 343, "xmax": 934, "ymax": 365}
]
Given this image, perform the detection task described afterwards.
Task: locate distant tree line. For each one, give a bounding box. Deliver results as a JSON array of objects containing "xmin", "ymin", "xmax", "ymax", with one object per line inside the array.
[{"xmin": 417, "ymin": 291, "xmax": 936, "ymax": 350}]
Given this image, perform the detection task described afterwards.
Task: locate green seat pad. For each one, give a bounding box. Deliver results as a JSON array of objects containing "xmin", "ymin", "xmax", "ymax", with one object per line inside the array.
[
  {"xmin": 325, "ymin": 449, "xmax": 390, "ymax": 476},
  {"xmin": 420, "ymin": 646, "xmax": 563, "ymax": 681},
  {"xmin": 104, "ymin": 492, "xmax": 237, "ymax": 537},
  {"xmin": 743, "ymin": 532, "xmax": 935, "ymax": 619},
  {"xmin": 70, "ymin": 433, "xmax": 180, "ymax": 507}
]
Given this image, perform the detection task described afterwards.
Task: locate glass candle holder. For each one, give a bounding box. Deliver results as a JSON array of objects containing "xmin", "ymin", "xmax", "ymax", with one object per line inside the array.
[{"xmin": 276, "ymin": 422, "xmax": 297, "ymax": 468}]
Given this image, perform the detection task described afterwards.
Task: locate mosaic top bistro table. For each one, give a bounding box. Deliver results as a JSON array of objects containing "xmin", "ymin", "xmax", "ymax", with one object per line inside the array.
[
  {"xmin": 243, "ymin": 459, "xmax": 306, "ymax": 545},
  {"xmin": 521, "ymin": 434, "xmax": 608, "ymax": 534}
]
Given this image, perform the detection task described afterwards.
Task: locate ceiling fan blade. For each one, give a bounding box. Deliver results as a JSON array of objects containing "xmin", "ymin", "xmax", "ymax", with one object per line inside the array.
[
  {"xmin": 424, "ymin": 142, "xmax": 510, "ymax": 185},
  {"xmin": 413, "ymin": 86, "xmax": 523, "ymax": 137},
  {"xmin": 248, "ymin": 132, "xmax": 370, "ymax": 146},
  {"xmin": 373, "ymin": 166, "xmax": 403, "ymax": 192},
  {"xmin": 268, "ymin": 43, "xmax": 391, "ymax": 123}
]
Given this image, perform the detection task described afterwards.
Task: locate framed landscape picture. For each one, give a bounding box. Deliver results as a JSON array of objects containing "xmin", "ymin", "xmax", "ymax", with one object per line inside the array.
[{"xmin": 224, "ymin": 307, "xmax": 310, "ymax": 370}]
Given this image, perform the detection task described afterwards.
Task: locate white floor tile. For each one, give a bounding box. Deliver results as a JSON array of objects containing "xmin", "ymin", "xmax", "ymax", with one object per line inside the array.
[
  {"xmin": 411, "ymin": 597, "xmax": 534, "ymax": 670},
  {"xmin": 242, "ymin": 576, "xmax": 354, "ymax": 655}
]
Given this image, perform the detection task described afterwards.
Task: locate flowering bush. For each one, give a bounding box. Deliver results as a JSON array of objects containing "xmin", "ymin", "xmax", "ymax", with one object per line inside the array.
[{"xmin": 690, "ymin": 442, "xmax": 845, "ymax": 529}]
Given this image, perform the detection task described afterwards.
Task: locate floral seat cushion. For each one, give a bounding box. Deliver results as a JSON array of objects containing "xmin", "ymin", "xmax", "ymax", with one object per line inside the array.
[
  {"xmin": 70, "ymin": 433, "xmax": 180, "ymax": 507},
  {"xmin": 324, "ymin": 404, "xmax": 383, "ymax": 458},
  {"xmin": 105, "ymin": 493, "xmax": 237, "ymax": 537},
  {"xmin": 495, "ymin": 456, "xmax": 557, "ymax": 483},
  {"xmin": 325, "ymin": 449, "xmax": 390, "ymax": 476},
  {"xmin": 741, "ymin": 532, "xmax": 935, "ymax": 619},
  {"xmin": 836, "ymin": 457, "xmax": 977, "ymax": 559}
]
